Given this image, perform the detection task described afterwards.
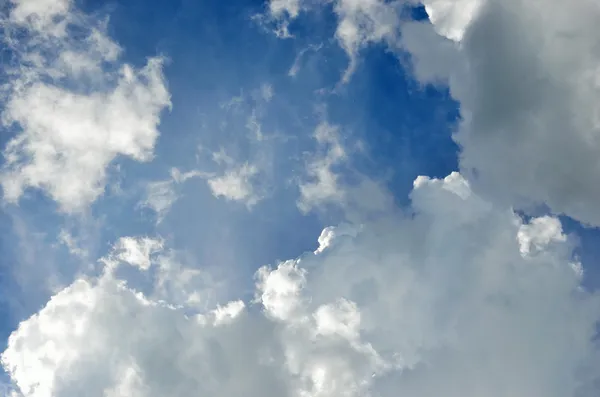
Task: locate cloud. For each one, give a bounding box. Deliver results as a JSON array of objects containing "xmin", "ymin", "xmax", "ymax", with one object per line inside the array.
[
  {"xmin": 138, "ymin": 168, "xmax": 208, "ymax": 224},
  {"xmin": 288, "ymin": 44, "xmax": 323, "ymax": 77},
  {"xmin": 266, "ymin": 0, "xmax": 402, "ymax": 81},
  {"xmin": 269, "ymin": 0, "xmax": 302, "ymax": 19},
  {"xmin": 298, "ymin": 122, "xmax": 347, "ymax": 213},
  {"xmin": 332, "ymin": 0, "xmax": 401, "ymax": 81},
  {"xmin": 422, "ymin": 0, "xmax": 482, "ymax": 42},
  {"xmin": 267, "ymin": 0, "xmax": 600, "ymax": 228},
  {"xmin": 207, "ymin": 163, "xmax": 262, "ymax": 207},
  {"xmin": 196, "ymin": 85, "xmax": 280, "ymax": 208},
  {"xmin": 4, "ymin": 172, "xmax": 599, "ymax": 397},
  {"xmin": 0, "ymin": 0, "xmax": 171, "ymax": 212},
  {"xmin": 401, "ymin": 0, "xmax": 600, "ymax": 226},
  {"xmin": 298, "ymin": 121, "xmax": 393, "ymax": 218}
]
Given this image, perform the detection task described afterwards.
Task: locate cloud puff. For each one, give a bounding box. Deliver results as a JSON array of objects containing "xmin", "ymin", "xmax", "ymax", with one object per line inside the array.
[
  {"xmin": 207, "ymin": 162, "xmax": 262, "ymax": 207},
  {"xmin": 0, "ymin": 0, "xmax": 171, "ymax": 212},
  {"xmin": 422, "ymin": 0, "xmax": 482, "ymax": 42},
  {"xmin": 4, "ymin": 173, "xmax": 599, "ymax": 397}
]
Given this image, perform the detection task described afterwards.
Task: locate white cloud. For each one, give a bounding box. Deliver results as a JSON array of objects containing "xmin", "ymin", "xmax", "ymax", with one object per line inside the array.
[
  {"xmin": 107, "ymin": 236, "xmax": 164, "ymax": 271},
  {"xmin": 139, "ymin": 180, "xmax": 179, "ymax": 223},
  {"xmin": 298, "ymin": 121, "xmax": 393, "ymax": 218},
  {"xmin": 57, "ymin": 229, "xmax": 89, "ymax": 259},
  {"xmin": 268, "ymin": 0, "xmax": 600, "ymax": 227},
  {"xmin": 269, "ymin": 0, "xmax": 302, "ymax": 19},
  {"xmin": 288, "ymin": 44, "xmax": 323, "ymax": 77},
  {"xmin": 401, "ymin": 0, "xmax": 600, "ymax": 226},
  {"xmin": 138, "ymin": 168, "xmax": 209, "ymax": 223},
  {"xmin": 0, "ymin": 0, "xmax": 170, "ymax": 212},
  {"xmin": 207, "ymin": 162, "xmax": 261, "ymax": 207},
  {"xmin": 267, "ymin": 0, "xmax": 402, "ymax": 81},
  {"xmin": 517, "ymin": 216, "xmax": 568, "ymax": 257},
  {"xmin": 422, "ymin": 0, "xmax": 482, "ymax": 42},
  {"xmin": 298, "ymin": 122, "xmax": 347, "ymax": 212},
  {"xmin": 332, "ymin": 0, "xmax": 401, "ymax": 81},
  {"xmin": 4, "ymin": 172, "xmax": 599, "ymax": 397}
]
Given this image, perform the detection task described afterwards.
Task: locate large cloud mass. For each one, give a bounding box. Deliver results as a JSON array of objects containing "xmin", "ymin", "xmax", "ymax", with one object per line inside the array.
[
  {"xmin": 406, "ymin": 0, "xmax": 600, "ymax": 226},
  {"xmin": 268, "ymin": 0, "xmax": 600, "ymax": 227},
  {"xmin": 3, "ymin": 173, "xmax": 599, "ymax": 397}
]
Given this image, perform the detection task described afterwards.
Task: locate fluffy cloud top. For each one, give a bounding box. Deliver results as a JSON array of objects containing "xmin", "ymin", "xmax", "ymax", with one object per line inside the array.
[
  {"xmin": 268, "ymin": 0, "xmax": 600, "ymax": 228},
  {"xmin": 404, "ymin": 0, "xmax": 600, "ymax": 226},
  {"xmin": 0, "ymin": 0, "xmax": 170, "ymax": 212},
  {"xmin": 3, "ymin": 173, "xmax": 599, "ymax": 397},
  {"xmin": 3, "ymin": 1, "xmax": 600, "ymax": 396}
]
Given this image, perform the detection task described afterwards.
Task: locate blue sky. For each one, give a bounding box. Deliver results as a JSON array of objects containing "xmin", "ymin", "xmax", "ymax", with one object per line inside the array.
[{"xmin": 1, "ymin": 0, "xmax": 600, "ymax": 396}]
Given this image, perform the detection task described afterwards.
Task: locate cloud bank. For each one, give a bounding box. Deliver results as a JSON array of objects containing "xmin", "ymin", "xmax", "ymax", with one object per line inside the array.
[{"xmin": 3, "ymin": 173, "xmax": 600, "ymax": 397}]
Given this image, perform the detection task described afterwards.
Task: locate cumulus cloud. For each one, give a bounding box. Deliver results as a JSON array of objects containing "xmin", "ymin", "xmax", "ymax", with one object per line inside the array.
[
  {"xmin": 4, "ymin": 173, "xmax": 599, "ymax": 397},
  {"xmin": 269, "ymin": 0, "xmax": 600, "ymax": 228},
  {"xmin": 401, "ymin": 0, "xmax": 600, "ymax": 226},
  {"xmin": 0, "ymin": 0, "xmax": 171, "ymax": 212}
]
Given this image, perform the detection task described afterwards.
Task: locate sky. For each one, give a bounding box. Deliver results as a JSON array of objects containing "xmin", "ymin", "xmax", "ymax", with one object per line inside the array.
[{"xmin": 0, "ymin": 0, "xmax": 600, "ymax": 396}]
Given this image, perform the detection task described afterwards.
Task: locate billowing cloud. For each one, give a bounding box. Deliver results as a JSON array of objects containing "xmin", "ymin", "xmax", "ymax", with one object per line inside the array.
[
  {"xmin": 404, "ymin": 0, "xmax": 600, "ymax": 226},
  {"xmin": 268, "ymin": 0, "xmax": 600, "ymax": 228},
  {"xmin": 4, "ymin": 173, "xmax": 599, "ymax": 397},
  {"xmin": 0, "ymin": 0, "xmax": 171, "ymax": 212}
]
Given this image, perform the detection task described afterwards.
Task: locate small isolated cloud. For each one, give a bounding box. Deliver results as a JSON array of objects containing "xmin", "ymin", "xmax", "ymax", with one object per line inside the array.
[
  {"xmin": 197, "ymin": 85, "xmax": 279, "ymax": 208},
  {"xmin": 106, "ymin": 236, "xmax": 164, "ymax": 271},
  {"xmin": 139, "ymin": 168, "xmax": 208, "ymax": 223},
  {"xmin": 298, "ymin": 121, "xmax": 392, "ymax": 217},
  {"xmin": 517, "ymin": 216, "xmax": 568, "ymax": 257},
  {"xmin": 298, "ymin": 122, "xmax": 347, "ymax": 213},
  {"xmin": 0, "ymin": 0, "xmax": 171, "ymax": 212},
  {"xmin": 288, "ymin": 44, "xmax": 323, "ymax": 77},
  {"xmin": 140, "ymin": 180, "xmax": 179, "ymax": 223},
  {"xmin": 269, "ymin": 0, "xmax": 301, "ymax": 19},
  {"xmin": 207, "ymin": 162, "xmax": 261, "ymax": 207},
  {"xmin": 3, "ymin": 173, "xmax": 599, "ymax": 397},
  {"xmin": 57, "ymin": 229, "xmax": 89, "ymax": 259}
]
